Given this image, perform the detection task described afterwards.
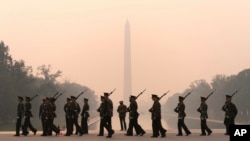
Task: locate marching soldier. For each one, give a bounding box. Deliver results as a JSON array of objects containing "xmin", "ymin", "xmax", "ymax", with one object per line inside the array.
[
  {"xmin": 48, "ymin": 97, "xmax": 60, "ymax": 136},
  {"xmin": 117, "ymin": 101, "xmax": 127, "ymax": 131},
  {"xmin": 64, "ymin": 98, "xmax": 73, "ymax": 136},
  {"xmin": 97, "ymin": 96, "xmax": 107, "ymax": 136},
  {"xmin": 22, "ymin": 96, "xmax": 37, "ymax": 136},
  {"xmin": 222, "ymin": 95, "xmax": 238, "ymax": 135},
  {"xmin": 174, "ymin": 96, "xmax": 191, "ymax": 136},
  {"xmin": 14, "ymin": 96, "xmax": 24, "ymax": 136},
  {"xmin": 149, "ymin": 94, "xmax": 166, "ymax": 138},
  {"xmin": 197, "ymin": 96, "xmax": 212, "ymax": 136},
  {"xmin": 81, "ymin": 98, "xmax": 90, "ymax": 134},
  {"xmin": 102, "ymin": 92, "xmax": 115, "ymax": 138},
  {"xmin": 125, "ymin": 95, "xmax": 145, "ymax": 136},
  {"xmin": 71, "ymin": 96, "xmax": 84, "ymax": 136},
  {"xmin": 39, "ymin": 99, "xmax": 46, "ymax": 136}
]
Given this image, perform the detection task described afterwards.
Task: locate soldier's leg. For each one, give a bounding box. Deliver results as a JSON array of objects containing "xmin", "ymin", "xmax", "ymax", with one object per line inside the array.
[
  {"xmin": 125, "ymin": 118, "xmax": 133, "ymax": 135},
  {"xmin": 203, "ymin": 119, "xmax": 212, "ymax": 135},
  {"xmin": 152, "ymin": 119, "xmax": 159, "ymax": 137},
  {"xmin": 158, "ymin": 119, "xmax": 166, "ymax": 137},
  {"xmin": 224, "ymin": 118, "xmax": 230, "ymax": 135},
  {"xmin": 201, "ymin": 119, "xmax": 206, "ymax": 135},
  {"xmin": 123, "ymin": 116, "xmax": 127, "ymax": 130},
  {"xmin": 98, "ymin": 117, "xmax": 104, "ymax": 136},
  {"xmin": 15, "ymin": 117, "xmax": 22, "ymax": 136},
  {"xmin": 181, "ymin": 119, "xmax": 191, "ymax": 135},
  {"xmin": 119, "ymin": 116, "xmax": 123, "ymax": 130},
  {"xmin": 27, "ymin": 118, "xmax": 37, "ymax": 135},
  {"xmin": 22, "ymin": 117, "xmax": 29, "ymax": 136},
  {"xmin": 177, "ymin": 119, "xmax": 183, "ymax": 135},
  {"xmin": 134, "ymin": 118, "xmax": 145, "ymax": 136}
]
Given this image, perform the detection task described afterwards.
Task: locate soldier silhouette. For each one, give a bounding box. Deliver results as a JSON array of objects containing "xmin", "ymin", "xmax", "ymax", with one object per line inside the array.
[
  {"xmin": 222, "ymin": 95, "xmax": 238, "ymax": 135},
  {"xmin": 197, "ymin": 96, "xmax": 212, "ymax": 136},
  {"xmin": 117, "ymin": 101, "xmax": 127, "ymax": 131},
  {"xmin": 174, "ymin": 96, "xmax": 191, "ymax": 136}
]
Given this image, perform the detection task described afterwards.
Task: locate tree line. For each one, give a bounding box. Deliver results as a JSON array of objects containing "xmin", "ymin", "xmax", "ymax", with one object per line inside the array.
[
  {"xmin": 164, "ymin": 68, "xmax": 250, "ymax": 127},
  {"xmin": 0, "ymin": 41, "xmax": 98, "ymax": 130}
]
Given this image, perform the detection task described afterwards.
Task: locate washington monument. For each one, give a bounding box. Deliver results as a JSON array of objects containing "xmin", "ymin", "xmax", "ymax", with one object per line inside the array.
[{"xmin": 124, "ymin": 20, "xmax": 132, "ymax": 104}]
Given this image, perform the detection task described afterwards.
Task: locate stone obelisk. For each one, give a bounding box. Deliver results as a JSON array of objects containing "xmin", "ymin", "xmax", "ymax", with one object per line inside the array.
[{"xmin": 124, "ymin": 20, "xmax": 132, "ymax": 104}]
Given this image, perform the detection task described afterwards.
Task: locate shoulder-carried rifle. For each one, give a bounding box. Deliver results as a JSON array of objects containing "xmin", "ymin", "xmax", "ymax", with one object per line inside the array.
[
  {"xmin": 184, "ymin": 90, "xmax": 193, "ymax": 99},
  {"xmin": 205, "ymin": 89, "xmax": 216, "ymax": 100},
  {"xmin": 159, "ymin": 90, "xmax": 170, "ymax": 100},
  {"xmin": 136, "ymin": 89, "xmax": 146, "ymax": 99},
  {"xmin": 30, "ymin": 94, "xmax": 38, "ymax": 101},
  {"xmin": 52, "ymin": 92, "xmax": 59, "ymax": 98},
  {"xmin": 231, "ymin": 88, "xmax": 240, "ymax": 97},
  {"xmin": 108, "ymin": 88, "xmax": 116, "ymax": 96},
  {"xmin": 75, "ymin": 88, "xmax": 88, "ymax": 100}
]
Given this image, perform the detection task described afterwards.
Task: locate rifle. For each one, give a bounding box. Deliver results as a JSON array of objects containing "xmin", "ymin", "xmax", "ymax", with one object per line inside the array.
[
  {"xmin": 136, "ymin": 89, "xmax": 146, "ymax": 99},
  {"xmin": 55, "ymin": 93, "xmax": 63, "ymax": 101},
  {"xmin": 30, "ymin": 94, "xmax": 38, "ymax": 101},
  {"xmin": 184, "ymin": 90, "xmax": 193, "ymax": 99},
  {"xmin": 231, "ymin": 88, "xmax": 240, "ymax": 97},
  {"xmin": 205, "ymin": 89, "xmax": 216, "ymax": 100},
  {"xmin": 108, "ymin": 88, "xmax": 116, "ymax": 96},
  {"xmin": 159, "ymin": 90, "xmax": 170, "ymax": 100},
  {"xmin": 52, "ymin": 92, "xmax": 60, "ymax": 98},
  {"xmin": 75, "ymin": 88, "xmax": 88, "ymax": 100}
]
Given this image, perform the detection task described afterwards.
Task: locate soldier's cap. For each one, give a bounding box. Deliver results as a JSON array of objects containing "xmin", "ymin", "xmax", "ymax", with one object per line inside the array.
[
  {"xmin": 84, "ymin": 98, "xmax": 88, "ymax": 101},
  {"xmin": 71, "ymin": 96, "xmax": 76, "ymax": 99},
  {"xmin": 119, "ymin": 101, "xmax": 123, "ymax": 103},
  {"xmin": 42, "ymin": 98, "xmax": 45, "ymax": 101},
  {"xmin": 151, "ymin": 94, "xmax": 158, "ymax": 98},
  {"xmin": 100, "ymin": 96, "xmax": 105, "ymax": 99},
  {"xmin": 226, "ymin": 95, "xmax": 232, "ymax": 98},
  {"xmin": 45, "ymin": 97, "xmax": 50, "ymax": 100},
  {"xmin": 201, "ymin": 96, "xmax": 207, "ymax": 100},
  {"xmin": 130, "ymin": 95, "xmax": 136, "ymax": 99},
  {"xmin": 18, "ymin": 96, "xmax": 23, "ymax": 100},
  {"xmin": 104, "ymin": 92, "xmax": 109, "ymax": 96},
  {"xmin": 179, "ymin": 96, "xmax": 185, "ymax": 100},
  {"xmin": 25, "ymin": 96, "xmax": 31, "ymax": 100},
  {"xmin": 66, "ymin": 98, "xmax": 71, "ymax": 101}
]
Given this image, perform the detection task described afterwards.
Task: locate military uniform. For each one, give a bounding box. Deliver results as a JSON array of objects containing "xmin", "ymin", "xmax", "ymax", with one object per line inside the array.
[
  {"xmin": 149, "ymin": 94, "xmax": 166, "ymax": 138},
  {"xmin": 197, "ymin": 97, "xmax": 212, "ymax": 136},
  {"xmin": 117, "ymin": 101, "xmax": 127, "ymax": 131},
  {"xmin": 39, "ymin": 99, "xmax": 46, "ymax": 136},
  {"xmin": 81, "ymin": 98, "xmax": 90, "ymax": 134},
  {"xmin": 71, "ymin": 96, "xmax": 83, "ymax": 136},
  {"xmin": 22, "ymin": 97, "xmax": 37, "ymax": 136},
  {"xmin": 125, "ymin": 95, "xmax": 145, "ymax": 136},
  {"xmin": 64, "ymin": 98, "xmax": 73, "ymax": 136},
  {"xmin": 222, "ymin": 95, "xmax": 238, "ymax": 135},
  {"xmin": 97, "ymin": 96, "xmax": 107, "ymax": 136},
  {"xmin": 48, "ymin": 97, "xmax": 60, "ymax": 136},
  {"xmin": 102, "ymin": 92, "xmax": 114, "ymax": 138},
  {"xmin": 174, "ymin": 96, "xmax": 191, "ymax": 136},
  {"xmin": 14, "ymin": 96, "xmax": 24, "ymax": 136}
]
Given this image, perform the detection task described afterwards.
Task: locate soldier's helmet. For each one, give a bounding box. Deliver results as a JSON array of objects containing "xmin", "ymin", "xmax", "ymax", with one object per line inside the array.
[
  {"xmin": 84, "ymin": 98, "xmax": 88, "ymax": 102},
  {"xmin": 18, "ymin": 96, "xmax": 23, "ymax": 101},
  {"xmin": 201, "ymin": 96, "xmax": 207, "ymax": 101},
  {"xmin": 25, "ymin": 96, "xmax": 31, "ymax": 101},
  {"xmin": 104, "ymin": 92, "xmax": 109, "ymax": 96},
  {"xmin": 179, "ymin": 96, "xmax": 185, "ymax": 100},
  {"xmin": 70, "ymin": 96, "xmax": 76, "ymax": 99},
  {"xmin": 130, "ymin": 95, "xmax": 136, "ymax": 99},
  {"xmin": 226, "ymin": 95, "xmax": 232, "ymax": 100},
  {"xmin": 151, "ymin": 94, "xmax": 158, "ymax": 98}
]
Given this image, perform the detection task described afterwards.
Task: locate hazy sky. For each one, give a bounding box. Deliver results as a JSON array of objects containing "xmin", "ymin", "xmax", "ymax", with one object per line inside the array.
[{"xmin": 1, "ymin": 0, "xmax": 250, "ymax": 101}]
